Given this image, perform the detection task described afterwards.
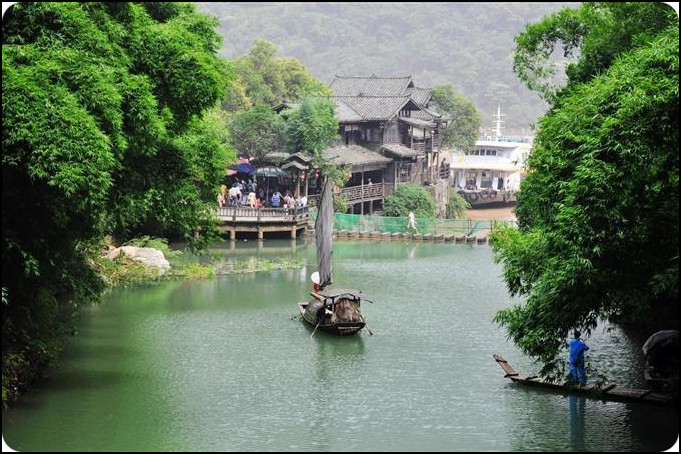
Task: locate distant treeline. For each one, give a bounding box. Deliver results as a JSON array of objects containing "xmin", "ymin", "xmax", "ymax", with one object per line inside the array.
[{"xmin": 197, "ymin": 2, "xmax": 576, "ymax": 130}]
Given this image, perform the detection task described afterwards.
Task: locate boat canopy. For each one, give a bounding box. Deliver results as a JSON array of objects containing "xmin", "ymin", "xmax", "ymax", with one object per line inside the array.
[
  {"xmin": 317, "ymin": 288, "xmax": 372, "ymax": 304},
  {"xmin": 642, "ymin": 330, "xmax": 679, "ymax": 356}
]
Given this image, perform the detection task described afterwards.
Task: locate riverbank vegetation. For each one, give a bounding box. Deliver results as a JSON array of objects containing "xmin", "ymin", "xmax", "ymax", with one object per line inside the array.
[
  {"xmin": 489, "ymin": 3, "xmax": 679, "ymax": 379},
  {"xmin": 2, "ymin": 3, "xmax": 233, "ymax": 406},
  {"xmin": 94, "ymin": 242, "xmax": 305, "ymax": 287},
  {"xmin": 384, "ymin": 184, "xmax": 437, "ymax": 219}
]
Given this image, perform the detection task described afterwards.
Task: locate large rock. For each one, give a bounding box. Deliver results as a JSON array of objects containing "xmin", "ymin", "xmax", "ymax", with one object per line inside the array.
[{"xmin": 107, "ymin": 246, "xmax": 171, "ymax": 275}]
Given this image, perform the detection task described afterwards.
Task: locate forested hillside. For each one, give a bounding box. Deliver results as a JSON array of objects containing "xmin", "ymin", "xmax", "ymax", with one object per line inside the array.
[{"xmin": 197, "ymin": 2, "xmax": 574, "ymax": 131}]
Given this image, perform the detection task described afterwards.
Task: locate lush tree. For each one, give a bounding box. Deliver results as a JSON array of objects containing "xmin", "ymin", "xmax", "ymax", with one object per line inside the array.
[
  {"xmin": 384, "ymin": 184, "xmax": 436, "ymax": 219},
  {"xmin": 229, "ymin": 104, "xmax": 285, "ymax": 163},
  {"xmin": 285, "ymin": 96, "xmax": 338, "ymax": 159},
  {"xmin": 447, "ymin": 191, "xmax": 470, "ymax": 219},
  {"xmin": 431, "ymin": 85, "xmax": 481, "ymax": 152},
  {"xmin": 228, "ymin": 38, "xmax": 331, "ymax": 111},
  {"xmin": 490, "ymin": 19, "xmax": 679, "ymax": 378},
  {"xmin": 2, "ymin": 2, "xmax": 232, "ymax": 403},
  {"xmin": 513, "ymin": 2, "xmax": 678, "ymax": 103},
  {"xmin": 220, "ymin": 61, "xmax": 250, "ymax": 112}
]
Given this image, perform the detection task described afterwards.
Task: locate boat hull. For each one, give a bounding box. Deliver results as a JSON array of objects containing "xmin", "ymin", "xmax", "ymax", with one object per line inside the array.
[
  {"xmin": 493, "ymin": 354, "xmax": 673, "ymax": 405},
  {"xmin": 457, "ymin": 189, "xmax": 516, "ymax": 207},
  {"xmin": 298, "ymin": 301, "xmax": 365, "ymax": 336}
]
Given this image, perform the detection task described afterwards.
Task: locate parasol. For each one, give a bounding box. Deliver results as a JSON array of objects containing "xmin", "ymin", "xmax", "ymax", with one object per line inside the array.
[{"xmin": 232, "ymin": 162, "xmax": 256, "ymax": 174}]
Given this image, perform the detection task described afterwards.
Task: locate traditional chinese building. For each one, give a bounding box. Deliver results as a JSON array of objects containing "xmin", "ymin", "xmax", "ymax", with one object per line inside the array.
[{"xmin": 280, "ymin": 75, "xmax": 449, "ymax": 214}]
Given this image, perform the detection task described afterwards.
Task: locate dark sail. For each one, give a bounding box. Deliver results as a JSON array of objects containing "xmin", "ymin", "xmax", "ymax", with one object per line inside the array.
[{"xmin": 315, "ymin": 175, "xmax": 333, "ymax": 289}]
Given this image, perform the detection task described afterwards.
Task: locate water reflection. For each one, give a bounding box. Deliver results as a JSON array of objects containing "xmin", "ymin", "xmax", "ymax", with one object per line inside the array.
[
  {"xmin": 407, "ymin": 243, "xmax": 418, "ymax": 259},
  {"xmin": 307, "ymin": 335, "xmax": 368, "ymax": 452},
  {"xmin": 568, "ymin": 395, "xmax": 586, "ymax": 451}
]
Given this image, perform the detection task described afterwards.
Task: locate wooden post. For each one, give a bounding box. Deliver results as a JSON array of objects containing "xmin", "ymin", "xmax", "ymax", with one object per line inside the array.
[
  {"xmin": 361, "ymin": 169, "xmax": 365, "ymax": 215},
  {"xmin": 296, "ymin": 171, "xmax": 301, "ymax": 198},
  {"xmin": 291, "ymin": 226, "xmax": 297, "ymax": 239},
  {"xmin": 258, "ymin": 228, "xmax": 263, "ymax": 240},
  {"xmin": 381, "ymin": 176, "xmax": 385, "ymax": 205},
  {"xmin": 305, "ymin": 171, "xmax": 309, "ymax": 197},
  {"xmin": 230, "ymin": 228, "xmax": 236, "ymax": 241}
]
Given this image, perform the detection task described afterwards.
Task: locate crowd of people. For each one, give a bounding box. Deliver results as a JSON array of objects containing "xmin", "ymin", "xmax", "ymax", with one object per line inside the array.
[{"xmin": 217, "ymin": 179, "xmax": 307, "ymax": 210}]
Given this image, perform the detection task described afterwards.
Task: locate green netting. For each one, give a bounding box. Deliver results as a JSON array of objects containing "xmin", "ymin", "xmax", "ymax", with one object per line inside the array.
[{"xmin": 310, "ymin": 210, "xmax": 514, "ymax": 236}]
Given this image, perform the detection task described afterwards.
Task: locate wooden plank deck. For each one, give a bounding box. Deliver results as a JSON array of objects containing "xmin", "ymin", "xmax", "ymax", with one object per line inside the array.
[
  {"xmin": 215, "ymin": 206, "xmax": 310, "ymax": 240},
  {"xmin": 492, "ymin": 354, "xmax": 673, "ymax": 405}
]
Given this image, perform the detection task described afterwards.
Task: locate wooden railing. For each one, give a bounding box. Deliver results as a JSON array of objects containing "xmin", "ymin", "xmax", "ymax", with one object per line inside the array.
[
  {"xmin": 339, "ymin": 182, "xmax": 384, "ymax": 202},
  {"xmin": 216, "ymin": 206, "xmax": 309, "ymax": 223},
  {"xmin": 306, "ymin": 183, "xmax": 386, "ymax": 206}
]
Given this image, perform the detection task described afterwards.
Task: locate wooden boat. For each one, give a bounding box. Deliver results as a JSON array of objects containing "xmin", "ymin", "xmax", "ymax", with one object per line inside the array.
[
  {"xmin": 642, "ymin": 330, "xmax": 679, "ymax": 397},
  {"xmin": 493, "ymin": 354, "xmax": 673, "ymax": 405},
  {"xmin": 298, "ymin": 289, "xmax": 369, "ymax": 336},
  {"xmin": 297, "ymin": 170, "xmax": 371, "ymax": 336}
]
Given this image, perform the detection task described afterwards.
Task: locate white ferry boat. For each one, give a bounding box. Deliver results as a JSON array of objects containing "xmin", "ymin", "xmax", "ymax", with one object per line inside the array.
[{"xmin": 449, "ymin": 106, "xmax": 532, "ymax": 207}]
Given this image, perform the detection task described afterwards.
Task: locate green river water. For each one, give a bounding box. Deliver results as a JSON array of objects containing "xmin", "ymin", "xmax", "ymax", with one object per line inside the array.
[{"xmin": 2, "ymin": 240, "xmax": 678, "ymax": 451}]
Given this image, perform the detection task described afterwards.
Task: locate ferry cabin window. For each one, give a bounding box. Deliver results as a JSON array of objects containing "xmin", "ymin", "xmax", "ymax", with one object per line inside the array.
[
  {"xmin": 481, "ymin": 170, "xmax": 494, "ymax": 188},
  {"xmin": 467, "ymin": 149, "xmax": 497, "ymax": 156},
  {"xmin": 465, "ymin": 171, "xmax": 477, "ymax": 189}
]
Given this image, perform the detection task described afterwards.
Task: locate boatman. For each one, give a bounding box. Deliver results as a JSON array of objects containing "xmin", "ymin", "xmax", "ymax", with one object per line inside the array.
[
  {"xmin": 568, "ymin": 330, "xmax": 589, "ymax": 385},
  {"xmin": 311, "ymin": 271, "xmax": 321, "ymax": 293}
]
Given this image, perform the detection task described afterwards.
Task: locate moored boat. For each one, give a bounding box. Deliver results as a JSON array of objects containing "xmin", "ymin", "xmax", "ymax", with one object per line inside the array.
[
  {"xmin": 642, "ymin": 330, "xmax": 679, "ymax": 398},
  {"xmin": 298, "ymin": 289, "xmax": 368, "ymax": 336},
  {"xmin": 450, "ymin": 106, "xmax": 531, "ymax": 208}
]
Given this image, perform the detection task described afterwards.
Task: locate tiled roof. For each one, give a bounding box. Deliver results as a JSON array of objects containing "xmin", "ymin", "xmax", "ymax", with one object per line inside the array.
[
  {"xmin": 272, "ymin": 102, "xmax": 298, "ymax": 113},
  {"xmin": 286, "ymin": 152, "xmax": 313, "ymax": 163},
  {"xmin": 411, "ymin": 107, "xmax": 442, "ymax": 121},
  {"xmin": 381, "ymin": 143, "xmax": 425, "ymax": 158},
  {"xmin": 398, "ymin": 116, "xmax": 437, "ymax": 129},
  {"xmin": 323, "ymin": 145, "xmax": 392, "ymax": 166},
  {"xmin": 329, "ymin": 75, "xmax": 436, "ymax": 123},
  {"xmin": 281, "ymin": 152, "xmax": 313, "ymax": 170},
  {"xmin": 282, "ymin": 161, "xmax": 309, "ymax": 171},
  {"xmin": 406, "ymin": 87, "xmax": 432, "ymax": 106},
  {"xmin": 334, "ymin": 95, "xmax": 414, "ymax": 121},
  {"xmin": 330, "ymin": 75, "xmax": 413, "ymax": 97},
  {"xmin": 336, "ymin": 100, "xmax": 364, "ymax": 122}
]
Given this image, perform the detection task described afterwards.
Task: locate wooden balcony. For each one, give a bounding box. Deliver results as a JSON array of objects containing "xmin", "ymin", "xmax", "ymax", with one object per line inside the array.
[{"xmin": 338, "ymin": 182, "xmax": 384, "ymax": 203}]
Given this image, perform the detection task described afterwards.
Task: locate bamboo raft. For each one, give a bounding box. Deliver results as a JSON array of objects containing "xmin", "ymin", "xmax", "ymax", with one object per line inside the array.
[{"xmin": 493, "ymin": 354, "xmax": 673, "ymax": 405}]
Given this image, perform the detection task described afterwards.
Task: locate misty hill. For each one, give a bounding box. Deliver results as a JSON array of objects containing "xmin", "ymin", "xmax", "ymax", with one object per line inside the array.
[{"xmin": 197, "ymin": 2, "xmax": 576, "ymax": 131}]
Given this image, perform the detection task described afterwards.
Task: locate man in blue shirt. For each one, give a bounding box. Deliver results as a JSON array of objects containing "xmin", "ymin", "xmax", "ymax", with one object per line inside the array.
[
  {"xmin": 568, "ymin": 330, "xmax": 589, "ymax": 385},
  {"xmin": 271, "ymin": 191, "xmax": 281, "ymax": 208}
]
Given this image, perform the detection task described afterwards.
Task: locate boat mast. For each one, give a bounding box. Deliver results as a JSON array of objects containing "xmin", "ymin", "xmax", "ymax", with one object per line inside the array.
[
  {"xmin": 494, "ymin": 105, "xmax": 505, "ymax": 141},
  {"xmin": 315, "ymin": 174, "xmax": 333, "ymax": 289}
]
